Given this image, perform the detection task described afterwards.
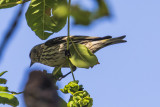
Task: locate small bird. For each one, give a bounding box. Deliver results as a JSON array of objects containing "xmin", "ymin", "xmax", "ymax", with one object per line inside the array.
[{"xmin": 30, "ymin": 35, "xmax": 126, "ymax": 67}]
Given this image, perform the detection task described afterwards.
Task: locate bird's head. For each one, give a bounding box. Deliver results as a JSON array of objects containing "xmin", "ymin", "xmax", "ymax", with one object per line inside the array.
[{"xmin": 29, "ymin": 44, "xmax": 43, "ymax": 67}]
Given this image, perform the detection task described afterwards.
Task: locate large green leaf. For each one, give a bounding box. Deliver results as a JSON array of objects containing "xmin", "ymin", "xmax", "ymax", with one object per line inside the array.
[
  {"xmin": 0, "ymin": 93, "xmax": 19, "ymax": 106},
  {"xmin": 26, "ymin": 0, "xmax": 67, "ymax": 40},
  {"xmin": 69, "ymin": 43, "xmax": 99, "ymax": 68},
  {"xmin": 0, "ymin": 0, "xmax": 22, "ymax": 9}
]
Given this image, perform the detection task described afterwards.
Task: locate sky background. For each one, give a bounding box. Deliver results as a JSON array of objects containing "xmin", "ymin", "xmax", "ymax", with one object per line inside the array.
[{"xmin": 0, "ymin": 0, "xmax": 160, "ymax": 107}]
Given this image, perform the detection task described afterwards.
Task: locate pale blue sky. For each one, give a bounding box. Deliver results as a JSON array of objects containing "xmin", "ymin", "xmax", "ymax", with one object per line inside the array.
[{"xmin": 0, "ymin": 0, "xmax": 160, "ymax": 107}]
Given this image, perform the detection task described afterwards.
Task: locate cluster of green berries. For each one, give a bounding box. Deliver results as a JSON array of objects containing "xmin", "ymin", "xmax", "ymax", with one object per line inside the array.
[{"xmin": 60, "ymin": 81, "xmax": 93, "ymax": 107}]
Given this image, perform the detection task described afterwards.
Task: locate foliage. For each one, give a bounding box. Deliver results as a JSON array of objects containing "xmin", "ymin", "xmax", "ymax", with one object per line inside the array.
[
  {"xmin": 0, "ymin": 93, "xmax": 19, "ymax": 106},
  {"xmin": 0, "ymin": 0, "xmax": 110, "ymax": 40},
  {"xmin": 0, "ymin": 0, "xmax": 112, "ymax": 106},
  {"xmin": 61, "ymin": 81, "xmax": 93, "ymax": 107},
  {"xmin": 71, "ymin": 0, "xmax": 110, "ymax": 25},
  {"xmin": 52, "ymin": 66, "xmax": 63, "ymax": 80},
  {"xmin": 0, "ymin": 71, "xmax": 20, "ymax": 106},
  {"xmin": 69, "ymin": 43, "xmax": 99, "ymax": 68},
  {"xmin": 0, "ymin": 0, "xmax": 22, "ymax": 9},
  {"xmin": 25, "ymin": 0, "xmax": 68, "ymax": 39}
]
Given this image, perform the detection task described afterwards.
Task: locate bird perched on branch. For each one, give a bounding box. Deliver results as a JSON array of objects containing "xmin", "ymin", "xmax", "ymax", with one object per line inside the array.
[{"xmin": 30, "ymin": 35, "xmax": 126, "ymax": 67}]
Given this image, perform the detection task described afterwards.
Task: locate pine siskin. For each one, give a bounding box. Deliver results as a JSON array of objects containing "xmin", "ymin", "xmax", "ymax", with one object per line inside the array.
[{"xmin": 29, "ymin": 35, "xmax": 126, "ymax": 67}]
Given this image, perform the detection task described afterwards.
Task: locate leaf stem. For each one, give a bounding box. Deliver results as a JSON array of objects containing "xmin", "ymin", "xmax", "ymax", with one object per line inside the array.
[
  {"xmin": 69, "ymin": 61, "xmax": 75, "ymax": 81},
  {"xmin": 10, "ymin": 91, "xmax": 24, "ymax": 95},
  {"xmin": 67, "ymin": 0, "xmax": 75, "ymax": 81},
  {"xmin": 67, "ymin": 0, "xmax": 71, "ymax": 50}
]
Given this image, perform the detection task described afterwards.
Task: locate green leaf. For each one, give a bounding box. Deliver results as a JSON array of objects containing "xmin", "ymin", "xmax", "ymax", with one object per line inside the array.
[
  {"xmin": 71, "ymin": 5, "xmax": 91, "ymax": 25},
  {"xmin": 0, "ymin": 78, "xmax": 7, "ymax": 84},
  {"xmin": 0, "ymin": 86, "xmax": 8, "ymax": 92},
  {"xmin": 93, "ymin": 0, "xmax": 110, "ymax": 19},
  {"xmin": 70, "ymin": 0, "xmax": 110, "ymax": 25},
  {"xmin": 53, "ymin": 66, "xmax": 62, "ymax": 76},
  {"xmin": 0, "ymin": 71, "xmax": 7, "ymax": 77},
  {"xmin": 0, "ymin": 93, "xmax": 19, "ymax": 106},
  {"xmin": 0, "ymin": 0, "xmax": 22, "ymax": 9},
  {"xmin": 69, "ymin": 43, "xmax": 99, "ymax": 68},
  {"xmin": 25, "ymin": 0, "xmax": 67, "ymax": 40},
  {"xmin": 52, "ymin": 66, "xmax": 63, "ymax": 80}
]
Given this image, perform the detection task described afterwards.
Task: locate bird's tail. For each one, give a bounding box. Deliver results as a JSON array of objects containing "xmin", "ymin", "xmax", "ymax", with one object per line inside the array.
[
  {"xmin": 103, "ymin": 35, "xmax": 127, "ymax": 46},
  {"xmin": 91, "ymin": 35, "xmax": 127, "ymax": 53}
]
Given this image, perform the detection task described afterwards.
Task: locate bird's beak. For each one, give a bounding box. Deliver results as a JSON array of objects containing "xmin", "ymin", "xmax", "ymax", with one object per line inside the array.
[{"xmin": 30, "ymin": 61, "xmax": 34, "ymax": 67}]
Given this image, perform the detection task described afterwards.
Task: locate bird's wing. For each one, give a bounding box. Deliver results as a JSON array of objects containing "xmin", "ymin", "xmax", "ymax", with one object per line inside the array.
[
  {"xmin": 70, "ymin": 35, "xmax": 112, "ymax": 41},
  {"xmin": 45, "ymin": 36, "xmax": 66, "ymax": 46},
  {"xmin": 45, "ymin": 35, "xmax": 113, "ymax": 47}
]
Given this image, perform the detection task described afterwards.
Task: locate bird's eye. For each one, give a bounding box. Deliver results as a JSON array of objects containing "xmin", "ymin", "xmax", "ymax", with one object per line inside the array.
[{"xmin": 29, "ymin": 48, "xmax": 37, "ymax": 58}]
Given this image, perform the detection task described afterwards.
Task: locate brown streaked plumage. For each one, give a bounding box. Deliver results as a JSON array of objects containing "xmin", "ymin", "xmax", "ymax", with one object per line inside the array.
[{"xmin": 30, "ymin": 35, "xmax": 126, "ymax": 67}]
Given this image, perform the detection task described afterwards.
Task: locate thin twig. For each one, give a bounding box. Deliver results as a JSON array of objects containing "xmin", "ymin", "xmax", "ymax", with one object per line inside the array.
[
  {"xmin": 0, "ymin": 0, "xmax": 27, "ymax": 62},
  {"xmin": 58, "ymin": 66, "xmax": 76, "ymax": 81}
]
